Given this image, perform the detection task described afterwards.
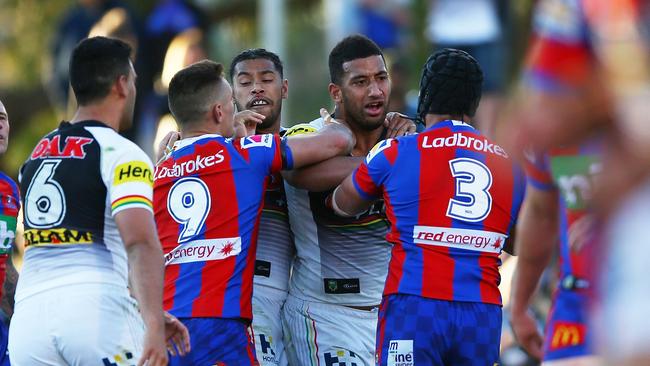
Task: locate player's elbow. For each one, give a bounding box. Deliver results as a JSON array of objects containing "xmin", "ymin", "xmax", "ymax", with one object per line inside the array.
[{"xmin": 324, "ymin": 124, "xmax": 355, "ymax": 156}]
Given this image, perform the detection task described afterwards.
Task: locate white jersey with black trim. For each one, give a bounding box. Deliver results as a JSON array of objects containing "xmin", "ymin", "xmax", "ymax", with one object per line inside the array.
[
  {"xmin": 284, "ymin": 117, "xmax": 391, "ymax": 306},
  {"xmin": 253, "ymin": 128, "xmax": 295, "ymax": 294},
  {"xmin": 16, "ymin": 120, "xmax": 154, "ymax": 302}
]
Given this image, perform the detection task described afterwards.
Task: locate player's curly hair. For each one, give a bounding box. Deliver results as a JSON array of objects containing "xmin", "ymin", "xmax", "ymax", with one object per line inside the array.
[{"xmin": 416, "ymin": 48, "xmax": 483, "ymax": 123}]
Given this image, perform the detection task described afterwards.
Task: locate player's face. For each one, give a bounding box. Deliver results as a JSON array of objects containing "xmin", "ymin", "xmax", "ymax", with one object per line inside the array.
[
  {"xmin": 120, "ymin": 62, "xmax": 137, "ymax": 131},
  {"xmin": 0, "ymin": 101, "xmax": 9, "ymax": 154},
  {"xmin": 338, "ymin": 55, "xmax": 391, "ymax": 131},
  {"xmin": 232, "ymin": 58, "xmax": 287, "ymax": 131}
]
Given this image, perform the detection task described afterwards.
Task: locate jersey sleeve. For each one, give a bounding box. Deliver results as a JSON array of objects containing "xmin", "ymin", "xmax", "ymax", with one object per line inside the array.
[
  {"xmin": 237, "ymin": 133, "xmax": 291, "ymax": 175},
  {"xmin": 524, "ymin": 0, "xmax": 593, "ymax": 92},
  {"xmin": 523, "ymin": 150, "xmax": 555, "ymax": 191},
  {"xmin": 104, "ymin": 144, "xmax": 155, "ymax": 216},
  {"xmin": 352, "ymin": 139, "xmax": 398, "ymax": 200}
]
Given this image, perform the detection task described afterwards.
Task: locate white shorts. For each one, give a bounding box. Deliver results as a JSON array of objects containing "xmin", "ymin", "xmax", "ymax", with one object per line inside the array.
[
  {"xmin": 282, "ymin": 294, "xmax": 378, "ymax": 366},
  {"xmin": 598, "ymin": 181, "xmax": 650, "ymax": 360},
  {"xmin": 253, "ymin": 287, "xmax": 289, "ymax": 366},
  {"xmin": 9, "ymin": 283, "xmax": 144, "ymax": 366}
]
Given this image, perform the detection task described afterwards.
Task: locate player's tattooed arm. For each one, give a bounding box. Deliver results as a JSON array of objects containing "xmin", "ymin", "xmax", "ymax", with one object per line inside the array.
[{"xmin": 0, "ymin": 252, "xmax": 18, "ymax": 319}]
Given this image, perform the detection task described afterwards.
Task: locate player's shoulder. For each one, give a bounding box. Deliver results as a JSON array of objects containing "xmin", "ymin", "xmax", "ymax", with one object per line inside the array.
[{"xmin": 284, "ymin": 117, "xmax": 322, "ymax": 137}]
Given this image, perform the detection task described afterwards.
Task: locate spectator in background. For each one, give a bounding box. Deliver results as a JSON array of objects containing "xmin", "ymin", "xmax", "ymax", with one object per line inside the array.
[
  {"xmin": 357, "ymin": 0, "xmax": 411, "ymax": 51},
  {"xmin": 425, "ymin": 0, "xmax": 510, "ymax": 139},
  {"xmin": 47, "ymin": 0, "xmax": 137, "ymax": 114}
]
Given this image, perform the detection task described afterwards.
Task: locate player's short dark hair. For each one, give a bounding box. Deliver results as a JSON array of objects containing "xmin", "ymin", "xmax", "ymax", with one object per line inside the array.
[
  {"xmin": 229, "ymin": 48, "xmax": 284, "ymax": 80},
  {"xmin": 168, "ymin": 60, "xmax": 226, "ymax": 126},
  {"xmin": 69, "ymin": 36, "xmax": 132, "ymax": 106},
  {"xmin": 417, "ymin": 48, "xmax": 483, "ymax": 120},
  {"xmin": 328, "ymin": 34, "xmax": 384, "ymax": 84}
]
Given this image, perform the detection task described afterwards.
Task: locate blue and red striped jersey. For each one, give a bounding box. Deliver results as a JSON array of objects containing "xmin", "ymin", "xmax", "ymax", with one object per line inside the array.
[
  {"xmin": 352, "ymin": 120, "xmax": 526, "ymax": 305},
  {"xmin": 154, "ymin": 133, "xmax": 290, "ymax": 320},
  {"xmin": 523, "ymin": 140, "xmax": 601, "ymax": 282},
  {"xmin": 0, "ymin": 171, "xmax": 20, "ymax": 300}
]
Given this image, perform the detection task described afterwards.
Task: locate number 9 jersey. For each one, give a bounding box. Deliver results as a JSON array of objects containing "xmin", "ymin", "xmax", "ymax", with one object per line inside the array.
[
  {"xmin": 16, "ymin": 121, "xmax": 155, "ymax": 302},
  {"xmin": 353, "ymin": 120, "xmax": 526, "ymax": 305}
]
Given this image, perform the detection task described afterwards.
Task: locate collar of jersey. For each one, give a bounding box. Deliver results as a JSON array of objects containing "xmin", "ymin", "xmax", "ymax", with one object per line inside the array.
[
  {"xmin": 425, "ymin": 119, "xmax": 474, "ymax": 132},
  {"xmin": 173, "ymin": 133, "xmax": 225, "ymax": 150}
]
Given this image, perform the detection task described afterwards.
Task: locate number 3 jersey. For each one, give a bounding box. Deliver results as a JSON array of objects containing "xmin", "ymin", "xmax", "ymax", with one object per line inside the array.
[
  {"xmin": 353, "ymin": 120, "xmax": 526, "ymax": 305},
  {"xmin": 153, "ymin": 133, "xmax": 290, "ymax": 320},
  {"xmin": 17, "ymin": 121, "xmax": 155, "ymax": 302}
]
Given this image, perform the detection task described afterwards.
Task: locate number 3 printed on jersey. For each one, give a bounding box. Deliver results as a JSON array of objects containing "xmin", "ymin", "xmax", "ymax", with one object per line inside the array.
[
  {"xmin": 25, "ymin": 159, "xmax": 67, "ymax": 228},
  {"xmin": 446, "ymin": 158, "xmax": 493, "ymax": 222},
  {"xmin": 167, "ymin": 177, "xmax": 211, "ymax": 243}
]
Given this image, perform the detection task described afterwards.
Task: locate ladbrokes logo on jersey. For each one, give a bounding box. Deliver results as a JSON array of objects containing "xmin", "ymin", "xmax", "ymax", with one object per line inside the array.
[
  {"xmin": 154, "ymin": 150, "xmax": 225, "ymax": 180},
  {"xmin": 24, "ymin": 228, "xmax": 93, "ymax": 247},
  {"xmin": 387, "ymin": 340, "xmax": 413, "ymax": 366},
  {"xmin": 114, "ymin": 161, "xmax": 153, "ymax": 186},
  {"xmin": 421, "ymin": 133, "xmax": 508, "ymax": 158}
]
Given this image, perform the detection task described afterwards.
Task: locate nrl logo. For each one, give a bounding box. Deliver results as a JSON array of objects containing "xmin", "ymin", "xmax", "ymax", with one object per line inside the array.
[{"xmin": 327, "ymin": 280, "xmax": 338, "ymax": 292}]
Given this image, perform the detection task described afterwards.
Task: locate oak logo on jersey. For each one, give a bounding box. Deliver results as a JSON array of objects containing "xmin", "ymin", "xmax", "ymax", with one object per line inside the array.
[
  {"xmin": 24, "ymin": 228, "xmax": 93, "ymax": 247},
  {"xmin": 240, "ymin": 134, "xmax": 273, "ymax": 149},
  {"xmin": 31, "ymin": 135, "xmax": 93, "ymax": 160},
  {"xmin": 114, "ymin": 161, "xmax": 153, "ymax": 186},
  {"xmin": 388, "ymin": 340, "xmax": 413, "ymax": 366},
  {"xmin": 550, "ymin": 322, "xmax": 585, "ymax": 350}
]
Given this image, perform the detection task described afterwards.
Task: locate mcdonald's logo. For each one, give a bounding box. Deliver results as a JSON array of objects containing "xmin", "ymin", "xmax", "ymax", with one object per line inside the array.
[{"xmin": 550, "ymin": 322, "xmax": 585, "ymax": 350}]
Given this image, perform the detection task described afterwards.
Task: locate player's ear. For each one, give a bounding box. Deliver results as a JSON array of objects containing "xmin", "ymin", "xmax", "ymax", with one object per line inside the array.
[
  {"xmin": 212, "ymin": 103, "xmax": 222, "ymax": 125},
  {"xmin": 281, "ymin": 79, "xmax": 288, "ymax": 100},
  {"xmin": 329, "ymin": 83, "xmax": 341, "ymax": 103},
  {"xmin": 115, "ymin": 74, "xmax": 129, "ymax": 98}
]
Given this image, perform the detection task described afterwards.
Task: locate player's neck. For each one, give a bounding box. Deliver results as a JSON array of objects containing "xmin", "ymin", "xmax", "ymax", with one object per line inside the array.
[
  {"xmin": 181, "ymin": 122, "xmax": 228, "ymax": 139},
  {"xmin": 70, "ymin": 101, "xmax": 122, "ymax": 131},
  {"xmin": 346, "ymin": 122, "xmax": 384, "ymax": 157},
  {"xmin": 424, "ymin": 114, "xmax": 472, "ymax": 129},
  {"xmin": 256, "ymin": 118, "xmax": 281, "ymax": 135}
]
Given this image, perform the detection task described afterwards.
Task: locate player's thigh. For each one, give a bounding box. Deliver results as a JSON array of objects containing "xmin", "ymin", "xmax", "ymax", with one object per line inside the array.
[
  {"xmin": 376, "ymin": 294, "xmax": 446, "ymax": 366},
  {"xmin": 57, "ymin": 288, "xmax": 144, "ymax": 365},
  {"xmin": 253, "ymin": 294, "xmax": 288, "ymax": 366},
  {"xmin": 449, "ymin": 301, "xmax": 502, "ymax": 366},
  {"xmin": 169, "ymin": 318, "xmax": 258, "ymax": 366},
  {"xmin": 9, "ymin": 295, "xmax": 67, "ymax": 366},
  {"xmin": 283, "ymin": 295, "xmax": 376, "ymax": 366}
]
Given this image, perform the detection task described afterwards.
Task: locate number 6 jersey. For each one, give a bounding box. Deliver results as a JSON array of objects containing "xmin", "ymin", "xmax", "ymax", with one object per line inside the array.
[
  {"xmin": 17, "ymin": 121, "xmax": 155, "ymax": 302},
  {"xmin": 353, "ymin": 120, "xmax": 526, "ymax": 305}
]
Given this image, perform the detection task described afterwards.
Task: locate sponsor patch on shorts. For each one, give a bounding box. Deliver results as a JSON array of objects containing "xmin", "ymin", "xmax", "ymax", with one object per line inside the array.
[
  {"xmin": 255, "ymin": 260, "xmax": 271, "ymax": 277},
  {"xmin": 388, "ymin": 340, "xmax": 413, "ymax": 366}
]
